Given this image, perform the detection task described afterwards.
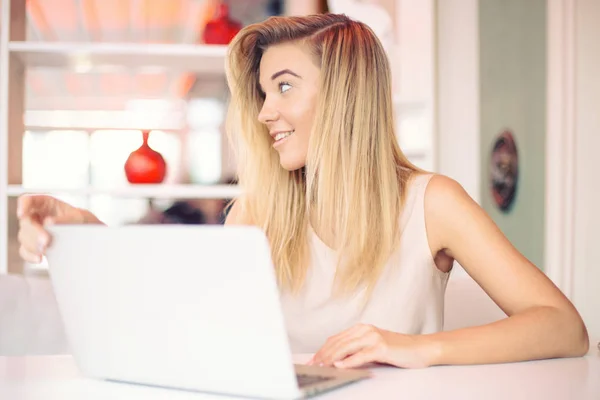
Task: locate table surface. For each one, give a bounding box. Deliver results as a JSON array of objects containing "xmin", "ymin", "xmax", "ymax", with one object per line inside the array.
[{"xmin": 1, "ymin": 351, "xmax": 599, "ymax": 400}]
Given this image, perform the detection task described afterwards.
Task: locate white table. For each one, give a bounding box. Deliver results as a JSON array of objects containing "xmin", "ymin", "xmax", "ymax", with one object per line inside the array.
[{"xmin": 1, "ymin": 351, "xmax": 599, "ymax": 399}]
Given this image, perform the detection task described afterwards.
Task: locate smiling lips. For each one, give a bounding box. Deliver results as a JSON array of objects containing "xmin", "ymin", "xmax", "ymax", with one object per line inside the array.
[{"xmin": 272, "ymin": 130, "xmax": 294, "ymax": 143}]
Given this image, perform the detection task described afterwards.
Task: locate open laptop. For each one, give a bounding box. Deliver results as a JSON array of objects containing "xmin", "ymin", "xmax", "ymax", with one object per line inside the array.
[{"xmin": 44, "ymin": 224, "xmax": 370, "ymax": 399}]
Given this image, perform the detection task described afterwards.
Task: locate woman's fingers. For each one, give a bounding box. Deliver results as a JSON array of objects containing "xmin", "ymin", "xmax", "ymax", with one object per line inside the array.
[
  {"xmin": 310, "ymin": 324, "xmax": 378, "ymax": 366},
  {"xmin": 333, "ymin": 347, "xmax": 381, "ymax": 369},
  {"xmin": 19, "ymin": 244, "xmax": 42, "ymax": 264},
  {"xmin": 18, "ymin": 217, "xmax": 50, "ymax": 257},
  {"xmin": 318, "ymin": 336, "xmax": 374, "ymax": 366}
]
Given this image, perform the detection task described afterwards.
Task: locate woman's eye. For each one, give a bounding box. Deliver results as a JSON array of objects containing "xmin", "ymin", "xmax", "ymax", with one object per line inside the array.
[{"xmin": 279, "ymin": 82, "xmax": 292, "ymax": 93}]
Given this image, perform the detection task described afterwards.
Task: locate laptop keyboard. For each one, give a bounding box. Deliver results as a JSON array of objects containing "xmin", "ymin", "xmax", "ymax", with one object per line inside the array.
[{"xmin": 296, "ymin": 374, "xmax": 334, "ymax": 388}]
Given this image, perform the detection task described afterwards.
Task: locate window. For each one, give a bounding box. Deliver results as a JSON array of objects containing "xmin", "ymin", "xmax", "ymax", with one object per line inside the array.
[{"xmin": 22, "ymin": 130, "xmax": 89, "ymax": 209}]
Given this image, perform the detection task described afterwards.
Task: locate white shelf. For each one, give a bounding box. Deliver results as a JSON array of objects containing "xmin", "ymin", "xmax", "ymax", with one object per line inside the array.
[
  {"xmin": 7, "ymin": 184, "xmax": 241, "ymax": 199},
  {"xmin": 9, "ymin": 42, "xmax": 228, "ymax": 74}
]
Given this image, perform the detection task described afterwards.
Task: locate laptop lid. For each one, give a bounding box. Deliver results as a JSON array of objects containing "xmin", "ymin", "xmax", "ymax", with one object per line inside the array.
[{"xmin": 45, "ymin": 224, "xmax": 302, "ymax": 399}]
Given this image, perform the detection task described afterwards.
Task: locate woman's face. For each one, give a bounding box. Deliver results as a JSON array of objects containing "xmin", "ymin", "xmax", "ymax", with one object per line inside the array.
[{"xmin": 258, "ymin": 42, "xmax": 321, "ymax": 171}]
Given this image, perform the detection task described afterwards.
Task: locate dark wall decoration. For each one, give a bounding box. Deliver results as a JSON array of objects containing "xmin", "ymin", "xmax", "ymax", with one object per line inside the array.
[{"xmin": 490, "ymin": 130, "xmax": 519, "ymax": 212}]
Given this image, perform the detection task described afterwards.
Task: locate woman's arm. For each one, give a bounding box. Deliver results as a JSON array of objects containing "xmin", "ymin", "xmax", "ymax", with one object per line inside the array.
[
  {"xmin": 224, "ymin": 198, "xmax": 255, "ymax": 226},
  {"xmin": 422, "ymin": 175, "xmax": 589, "ymax": 365},
  {"xmin": 309, "ymin": 175, "xmax": 588, "ymax": 369}
]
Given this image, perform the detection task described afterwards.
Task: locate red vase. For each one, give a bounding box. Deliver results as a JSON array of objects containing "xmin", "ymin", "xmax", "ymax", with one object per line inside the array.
[
  {"xmin": 202, "ymin": 2, "xmax": 242, "ymax": 45},
  {"xmin": 124, "ymin": 130, "xmax": 167, "ymax": 184}
]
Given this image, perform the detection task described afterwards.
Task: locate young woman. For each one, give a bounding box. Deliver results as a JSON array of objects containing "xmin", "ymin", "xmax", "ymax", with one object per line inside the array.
[{"xmin": 17, "ymin": 13, "xmax": 588, "ymax": 369}]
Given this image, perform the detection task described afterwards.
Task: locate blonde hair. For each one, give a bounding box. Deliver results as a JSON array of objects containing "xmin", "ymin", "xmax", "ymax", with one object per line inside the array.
[{"xmin": 225, "ymin": 13, "xmax": 420, "ymax": 297}]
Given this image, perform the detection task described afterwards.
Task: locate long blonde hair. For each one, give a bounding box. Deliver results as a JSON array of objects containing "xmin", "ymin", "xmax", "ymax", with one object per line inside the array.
[{"xmin": 225, "ymin": 13, "xmax": 420, "ymax": 297}]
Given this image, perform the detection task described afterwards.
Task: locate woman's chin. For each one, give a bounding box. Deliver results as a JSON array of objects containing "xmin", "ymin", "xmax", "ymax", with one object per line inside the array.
[{"xmin": 279, "ymin": 156, "xmax": 306, "ymax": 172}]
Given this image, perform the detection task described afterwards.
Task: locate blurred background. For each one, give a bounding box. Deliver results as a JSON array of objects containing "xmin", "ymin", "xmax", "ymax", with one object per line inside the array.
[
  {"xmin": 2, "ymin": 0, "xmax": 435, "ymax": 227},
  {"xmin": 0, "ymin": 0, "xmax": 599, "ymax": 342},
  {"xmin": 6, "ymin": 0, "xmax": 287, "ymax": 227}
]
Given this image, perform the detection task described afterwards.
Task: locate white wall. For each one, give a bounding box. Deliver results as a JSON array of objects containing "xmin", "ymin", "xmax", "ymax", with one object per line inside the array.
[
  {"xmin": 438, "ymin": 1, "xmax": 599, "ymax": 343},
  {"xmin": 435, "ymin": 0, "xmax": 480, "ymax": 204},
  {"xmin": 435, "ymin": 0, "xmax": 480, "ymax": 279},
  {"xmin": 479, "ymin": 0, "xmax": 547, "ymax": 271},
  {"xmin": 572, "ymin": 0, "xmax": 600, "ymax": 344},
  {"xmin": 546, "ymin": 0, "xmax": 600, "ymax": 346}
]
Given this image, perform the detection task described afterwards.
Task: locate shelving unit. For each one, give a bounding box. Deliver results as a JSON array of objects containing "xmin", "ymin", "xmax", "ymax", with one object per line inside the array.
[
  {"xmin": 8, "ymin": 41, "xmax": 228, "ymax": 74},
  {"xmin": 0, "ymin": 0, "xmax": 238, "ymax": 274},
  {"xmin": 6, "ymin": 184, "xmax": 241, "ymax": 199},
  {"xmin": 1, "ymin": 0, "xmax": 437, "ymax": 275}
]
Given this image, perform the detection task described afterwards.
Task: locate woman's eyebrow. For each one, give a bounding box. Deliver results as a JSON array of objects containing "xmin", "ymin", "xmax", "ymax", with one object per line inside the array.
[{"xmin": 271, "ymin": 69, "xmax": 302, "ymax": 80}]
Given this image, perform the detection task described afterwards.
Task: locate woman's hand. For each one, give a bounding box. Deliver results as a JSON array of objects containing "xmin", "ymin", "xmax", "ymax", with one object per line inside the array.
[
  {"xmin": 17, "ymin": 194, "xmax": 102, "ymax": 264},
  {"xmin": 307, "ymin": 324, "xmax": 439, "ymax": 369}
]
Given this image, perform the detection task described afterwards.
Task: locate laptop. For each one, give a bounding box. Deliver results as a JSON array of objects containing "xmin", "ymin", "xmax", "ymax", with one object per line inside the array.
[{"xmin": 44, "ymin": 224, "xmax": 370, "ymax": 399}]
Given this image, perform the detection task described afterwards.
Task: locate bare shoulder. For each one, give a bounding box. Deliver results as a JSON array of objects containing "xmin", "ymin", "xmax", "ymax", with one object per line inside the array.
[
  {"xmin": 224, "ymin": 199, "xmax": 243, "ymax": 225},
  {"xmin": 422, "ymin": 174, "xmax": 483, "ymax": 256},
  {"xmin": 423, "ymin": 174, "xmax": 479, "ymax": 215},
  {"xmin": 224, "ymin": 198, "xmax": 254, "ymax": 226}
]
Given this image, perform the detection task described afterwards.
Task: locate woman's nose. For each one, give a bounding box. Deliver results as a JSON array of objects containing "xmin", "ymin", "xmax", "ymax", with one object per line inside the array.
[{"xmin": 258, "ymin": 101, "xmax": 279, "ymax": 124}]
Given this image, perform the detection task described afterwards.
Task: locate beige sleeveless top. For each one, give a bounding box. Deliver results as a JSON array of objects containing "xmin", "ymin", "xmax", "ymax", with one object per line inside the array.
[{"xmin": 279, "ymin": 174, "xmax": 450, "ymax": 353}]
